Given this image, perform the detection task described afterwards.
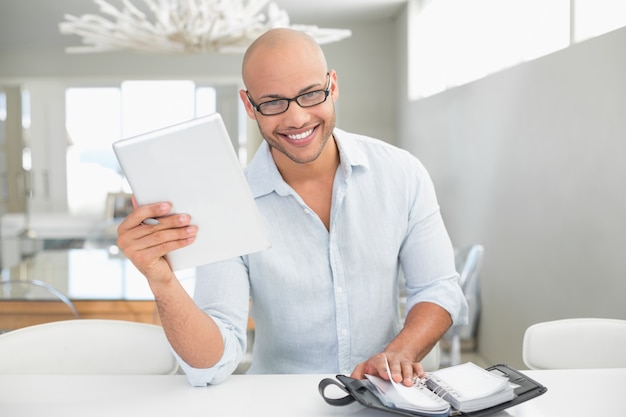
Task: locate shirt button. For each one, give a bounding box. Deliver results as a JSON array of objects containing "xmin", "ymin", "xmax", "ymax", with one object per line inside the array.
[
  {"xmin": 336, "ymin": 287, "xmax": 343, "ymax": 293},
  {"xmin": 304, "ymin": 208, "xmax": 311, "ymax": 214},
  {"xmin": 341, "ymin": 329, "xmax": 348, "ymax": 336}
]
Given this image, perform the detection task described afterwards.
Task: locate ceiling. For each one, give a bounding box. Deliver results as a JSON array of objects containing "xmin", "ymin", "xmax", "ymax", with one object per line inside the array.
[{"xmin": 0, "ymin": 0, "xmax": 407, "ymax": 56}]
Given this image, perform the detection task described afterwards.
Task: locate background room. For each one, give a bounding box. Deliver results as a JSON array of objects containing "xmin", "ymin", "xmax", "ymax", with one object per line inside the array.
[{"xmin": 1, "ymin": 0, "xmax": 625, "ymax": 369}]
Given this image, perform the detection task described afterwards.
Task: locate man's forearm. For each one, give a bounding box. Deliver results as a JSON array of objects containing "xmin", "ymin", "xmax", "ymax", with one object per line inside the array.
[
  {"xmin": 385, "ymin": 301, "xmax": 452, "ymax": 362},
  {"xmin": 151, "ymin": 277, "xmax": 225, "ymax": 368}
]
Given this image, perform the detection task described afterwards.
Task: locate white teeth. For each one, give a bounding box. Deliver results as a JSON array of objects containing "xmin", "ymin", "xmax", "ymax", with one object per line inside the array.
[{"xmin": 287, "ymin": 128, "xmax": 313, "ymax": 140}]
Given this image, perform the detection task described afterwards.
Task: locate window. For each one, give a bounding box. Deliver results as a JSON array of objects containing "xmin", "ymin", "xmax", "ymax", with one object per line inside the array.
[
  {"xmin": 0, "ymin": 92, "xmax": 6, "ymax": 122},
  {"xmin": 0, "ymin": 92, "xmax": 6, "ymax": 215},
  {"xmin": 66, "ymin": 87, "xmax": 121, "ymax": 216},
  {"xmin": 65, "ymin": 81, "xmax": 218, "ymax": 217},
  {"xmin": 409, "ymin": 0, "xmax": 626, "ymax": 99},
  {"xmin": 574, "ymin": 0, "xmax": 626, "ymax": 42}
]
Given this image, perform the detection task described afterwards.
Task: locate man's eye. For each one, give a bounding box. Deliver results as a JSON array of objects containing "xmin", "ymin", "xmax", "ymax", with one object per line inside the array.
[
  {"xmin": 301, "ymin": 91, "xmax": 319, "ymax": 100},
  {"xmin": 263, "ymin": 100, "xmax": 285, "ymax": 108}
]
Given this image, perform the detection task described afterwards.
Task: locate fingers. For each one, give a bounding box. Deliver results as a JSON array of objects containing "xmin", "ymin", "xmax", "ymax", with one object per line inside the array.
[
  {"xmin": 351, "ymin": 352, "xmax": 425, "ymax": 387},
  {"xmin": 392, "ymin": 359, "xmax": 425, "ymax": 386},
  {"xmin": 350, "ymin": 353, "xmax": 386, "ymax": 380},
  {"xmin": 118, "ymin": 202, "xmax": 196, "ymax": 248},
  {"xmin": 116, "ymin": 202, "xmax": 197, "ymax": 277},
  {"xmin": 386, "ymin": 356, "xmax": 407, "ymax": 384},
  {"xmin": 135, "ymin": 217, "xmax": 197, "ymax": 255},
  {"xmin": 350, "ymin": 363, "xmax": 366, "ymax": 380},
  {"xmin": 118, "ymin": 202, "xmax": 172, "ymax": 233}
]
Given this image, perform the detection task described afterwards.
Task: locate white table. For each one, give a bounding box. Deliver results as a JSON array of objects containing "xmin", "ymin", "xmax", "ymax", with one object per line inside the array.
[{"xmin": 0, "ymin": 369, "xmax": 623, "ymax": 417}]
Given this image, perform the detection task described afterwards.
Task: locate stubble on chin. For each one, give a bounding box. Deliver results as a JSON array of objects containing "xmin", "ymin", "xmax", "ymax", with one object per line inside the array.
[
  {"xmin": 256, "ymin": 104, "xmax": 336, "ymax": 164},
  {"xmin": 259, "ymin": 124, "xmax": 333, "ymax": 165}
]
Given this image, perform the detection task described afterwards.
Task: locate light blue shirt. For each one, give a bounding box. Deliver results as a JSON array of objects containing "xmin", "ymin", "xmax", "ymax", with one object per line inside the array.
[{"xmin": 178, "ymin": 128, "xmax": 468, "ymax": 386}]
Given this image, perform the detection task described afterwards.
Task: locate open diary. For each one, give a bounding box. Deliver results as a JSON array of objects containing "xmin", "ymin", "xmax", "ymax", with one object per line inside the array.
[{"xmin": 319, "ymin": 362, "xmax": 547, "ymax": 417}]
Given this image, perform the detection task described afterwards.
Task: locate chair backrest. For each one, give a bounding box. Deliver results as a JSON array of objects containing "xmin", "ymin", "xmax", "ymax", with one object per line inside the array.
[
  {"xmin": 455, "ymin": 244, "xmax": 484, "ymax": 292},
  {"xmin": 0, "ymin": 319, "xmax": 179, "ymax": 374},
  {"xmin": 0, "ymin": 279, "xmax": 80, "ymax": 332},
  {"xmin": 440, "ymin": 244, "xmax": 485, "ymax": 367},
  {"xmin": 421, "ymin": 342, "xmax": 441, "ymax": 372},
  {"xmin": 522, "ymin": 318, "xmax": 626, "ymax": 370},
  {"xmin": 456, "ymin": 244, "xmax": 484, "ymax": 331}
]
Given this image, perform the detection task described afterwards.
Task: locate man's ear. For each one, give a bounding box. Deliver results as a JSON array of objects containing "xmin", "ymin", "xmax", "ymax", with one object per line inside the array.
[
  {"xmin": 239, "ymin": 89, "xmax": 257, "ymax": 119},
  {"xmin": 329, "ymin": 70, "xmax": 339, "ymax": 102}
]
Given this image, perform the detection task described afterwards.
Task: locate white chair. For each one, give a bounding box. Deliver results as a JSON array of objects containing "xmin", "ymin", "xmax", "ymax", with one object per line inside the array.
[
  {"xmin": 0, "ymin": 319, "xmax": 179, "ymax": 374},
  {"xmin": 522, "ymin": 318, "xmax": 626, "ymax": 370},
  {"xmin": 441, "ymin": 244, "xmax": 484, "ymax": 366},
  {"xmin": 0, "ymin": 279, "xmax": 81, "ymax": 333},
  {"xmin": 421, "ymin": 342, "xmax": 441, "ymax": 372}
]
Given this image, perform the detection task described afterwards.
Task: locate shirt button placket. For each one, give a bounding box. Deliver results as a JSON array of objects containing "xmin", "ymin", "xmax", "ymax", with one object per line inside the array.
[{"xmin": 330, "ymin": 237, "xmax": 350, "ymax": 373}]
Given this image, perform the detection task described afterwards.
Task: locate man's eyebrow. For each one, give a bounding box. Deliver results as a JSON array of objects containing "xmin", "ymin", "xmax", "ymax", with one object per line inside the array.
[{"xmin": 258, "ymin": 81, "xmax": 323, "ymax": 100}]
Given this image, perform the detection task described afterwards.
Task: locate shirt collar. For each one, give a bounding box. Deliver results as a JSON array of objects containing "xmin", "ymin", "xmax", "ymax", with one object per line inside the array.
[{"xmin": 245, "ymin": 128, "xmax": 370, "ymax": 199}]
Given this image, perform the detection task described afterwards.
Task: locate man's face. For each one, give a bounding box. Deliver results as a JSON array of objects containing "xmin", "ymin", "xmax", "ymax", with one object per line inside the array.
[{"xmin": 241, "ymin": 69, "xmax": 338, "ymax": 166}]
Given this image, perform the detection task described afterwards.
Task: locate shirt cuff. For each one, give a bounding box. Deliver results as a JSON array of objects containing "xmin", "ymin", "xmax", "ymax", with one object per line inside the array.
[{"xmin": 172, "ymin": 320, "xmax": 244, "ymax": 386}]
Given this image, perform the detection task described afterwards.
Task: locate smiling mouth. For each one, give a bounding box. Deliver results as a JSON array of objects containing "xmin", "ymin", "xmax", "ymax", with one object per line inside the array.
[{"xmin": 286, "ymin": 127, "xmax": 314, "ymax": 141}]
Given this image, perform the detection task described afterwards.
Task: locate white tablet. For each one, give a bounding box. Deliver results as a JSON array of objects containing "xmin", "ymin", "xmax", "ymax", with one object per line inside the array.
[{"xmin": 112, "ymin": 113, "xmax": 271, "ymax": 271}]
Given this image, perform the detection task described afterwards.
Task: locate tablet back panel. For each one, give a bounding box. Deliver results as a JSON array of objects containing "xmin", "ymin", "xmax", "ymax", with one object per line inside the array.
[{"xmin": 113, "ymin": 113, "xmax": 271, "ymax": 271}]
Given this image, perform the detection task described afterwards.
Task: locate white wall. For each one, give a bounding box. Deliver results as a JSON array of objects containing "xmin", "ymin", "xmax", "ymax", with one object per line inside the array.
[{"xmin": 397, "ymin": 8, "xmax": 626, "ymax": 367}]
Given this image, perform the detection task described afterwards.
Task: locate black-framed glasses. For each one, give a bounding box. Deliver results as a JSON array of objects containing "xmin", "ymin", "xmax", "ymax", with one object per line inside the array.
[{"xmin": 246, "ymin": 73, "xmax": 331, "ymax": 116}]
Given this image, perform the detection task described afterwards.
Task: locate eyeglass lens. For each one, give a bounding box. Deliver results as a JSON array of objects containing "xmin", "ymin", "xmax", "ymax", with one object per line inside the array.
[
  {"xmin": 259, "ymin": 90, "xmax": 328, "ymax": 115},
  {"xmin": 252, "ymin": 74, "xmax": 331, "ymax": 116}
]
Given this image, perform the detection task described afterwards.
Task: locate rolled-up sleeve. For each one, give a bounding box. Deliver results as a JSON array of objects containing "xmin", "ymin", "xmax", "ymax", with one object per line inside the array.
[
  {"xmin": 176, "ymin": 258, "xmax": 251, "ymax": 386},
  {"xmin": 400, "ymin": 158, "xmax": 468, "ymax": 326}
]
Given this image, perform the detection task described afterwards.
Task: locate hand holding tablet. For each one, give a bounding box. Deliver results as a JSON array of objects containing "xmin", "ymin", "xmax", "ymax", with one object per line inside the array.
[{"xmin": 113, "ymin": 113, "xmax": 271, "ymax": 271}]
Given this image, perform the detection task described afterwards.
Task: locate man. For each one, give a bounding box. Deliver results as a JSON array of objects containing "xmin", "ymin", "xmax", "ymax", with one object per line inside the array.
[{"xmin": 117, "ymin": 28, "xmax": 467, "ymax": 387}]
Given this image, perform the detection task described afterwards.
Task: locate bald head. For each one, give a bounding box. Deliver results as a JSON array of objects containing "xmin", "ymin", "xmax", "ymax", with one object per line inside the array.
[{"xmin": 242, "ymin": 28, "xmax": 328, "ymax": 90}]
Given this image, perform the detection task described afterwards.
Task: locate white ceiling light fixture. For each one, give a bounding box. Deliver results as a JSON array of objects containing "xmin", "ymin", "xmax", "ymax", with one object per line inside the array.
[{"xmin": 59, "ymin": 0, "xmax": 352, "ymax": 54}]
